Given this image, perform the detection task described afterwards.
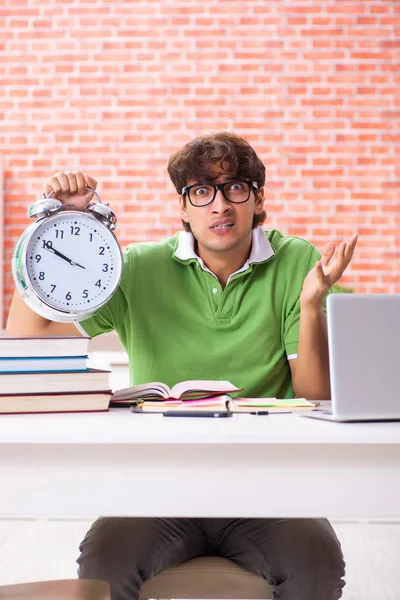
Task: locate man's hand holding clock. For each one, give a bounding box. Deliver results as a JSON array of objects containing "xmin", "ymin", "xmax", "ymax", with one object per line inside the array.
[
  {"xmin": 42, "ymin": 171, "xmax": 98, "ymax": 211},
  {"xmin": 42, "ymin": 171, "xmax": 101, "ymax": 271}
]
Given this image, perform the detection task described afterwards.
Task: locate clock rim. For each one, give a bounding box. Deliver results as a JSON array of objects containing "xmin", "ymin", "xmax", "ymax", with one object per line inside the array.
[{"xmin": 12, "ymin": 211, "xmax": 124, "ymax": 323}]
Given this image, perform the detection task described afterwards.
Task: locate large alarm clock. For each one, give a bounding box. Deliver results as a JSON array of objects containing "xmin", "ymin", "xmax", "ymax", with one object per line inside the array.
[{"xmin": 12, "ymin": 188, "xmax": 124, "ymax": 322}]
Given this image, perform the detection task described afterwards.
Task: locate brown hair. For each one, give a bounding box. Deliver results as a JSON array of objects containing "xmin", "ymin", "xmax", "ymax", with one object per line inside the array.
[{"xmin": 167, "ymin": 131, "xmax": 267, "ymax": 231}]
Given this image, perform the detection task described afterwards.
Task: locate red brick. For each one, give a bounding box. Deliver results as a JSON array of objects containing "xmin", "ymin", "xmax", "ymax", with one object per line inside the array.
[{"xmin": 1, "ymin": 0, "xmax": 400, "ymax": 323}]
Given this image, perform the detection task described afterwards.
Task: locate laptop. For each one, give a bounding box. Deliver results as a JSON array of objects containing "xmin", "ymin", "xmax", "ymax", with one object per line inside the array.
[{"xmin": 304, "ymin": 293, "xmax": 400, "ymax": 422}]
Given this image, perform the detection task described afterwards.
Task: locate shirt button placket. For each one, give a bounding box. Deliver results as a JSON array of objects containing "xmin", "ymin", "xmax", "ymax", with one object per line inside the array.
[{"xmin": 211, "ymin": 286, "xmax": 220, "ymax": 313}]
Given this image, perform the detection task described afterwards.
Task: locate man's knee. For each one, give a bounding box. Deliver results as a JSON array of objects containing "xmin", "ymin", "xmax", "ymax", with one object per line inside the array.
[
  {"xmin": 77, "ymin": 517, "xmax": 165, "ymax": 579},
  {"xmin": 77, "ymin": 517, "xmax": 206, "ymax": 589},
  {"xmin": 78, "ymin": 518, "xmax": 131, "ymax": 579},
  {"xmin": 274, "ymin": 518, "xmax": 345, "ymax": 598}
]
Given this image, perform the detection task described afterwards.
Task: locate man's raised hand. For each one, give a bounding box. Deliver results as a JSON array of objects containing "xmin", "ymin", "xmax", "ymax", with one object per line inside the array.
[
  {"xmin": 300, "ymin": 233, "xmax": 358, "ymax": 308},
  {"xmin": 42, "ymin": 171, "xmax": 97, "ymax": 211}
]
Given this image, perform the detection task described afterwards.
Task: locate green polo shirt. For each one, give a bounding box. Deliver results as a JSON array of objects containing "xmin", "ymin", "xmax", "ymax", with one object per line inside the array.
[{"xmin": 79, "ymin": 228, "xmax": 321, "ymax": 398}]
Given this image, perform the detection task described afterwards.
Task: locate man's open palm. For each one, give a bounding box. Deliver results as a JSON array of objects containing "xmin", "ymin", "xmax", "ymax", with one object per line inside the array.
[{"xmin": 300, "ymin": 233, "xmax": 358, "ymax": 307}]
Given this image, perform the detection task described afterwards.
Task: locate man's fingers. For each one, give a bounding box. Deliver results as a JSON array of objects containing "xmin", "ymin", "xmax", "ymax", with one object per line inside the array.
[
  {"xmin": 43, "ymin": 175, "xmax": 63, "ymax": 198},
  {"xmin": 42, "ymin": 171, "xmax": 96, "ymax": 201},
  {"xmin": 66, "ymin": 172, "xmax": 78, "ymax": 195},
  {"xmin": 75, "ymin": 172, "xmax": 87, "ymax": 195},
  {"xmin": 337, "ymin": 241, "xmax": 346, "ymax": 261},
  {"xmin": 320, "ymin": 242, "xmax": 335, "ymax": 266},
  {"xmin": 321, "ymin": 234, "xmax": 358, "ymax": 270},
  {"xmin": 84, "ymin": 173, "xmax": 97, "ymax": 190},
  {"xmin": 316, "ymin": 261, "xmax": 328, "ymax": 285},
  {"xmin": 338, "ymin": 234, "xmax": 358, "ymax": 268},
  {"xmin": 56, "ymin": 172, "xmax": 70, "ymax": 194},
  {"xmin": 344, "ymin": 233, "xmax": 358, "ymax": 262},
  {"xmin": 326, "ymin": 235, "xmax": 358, "ymax": 286}
]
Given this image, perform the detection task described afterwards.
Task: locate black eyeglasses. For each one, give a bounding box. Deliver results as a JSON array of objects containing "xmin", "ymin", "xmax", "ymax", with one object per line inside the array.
[{"xmin": 182, "ymin": 180, "xmax": 259, "ymax": 207}]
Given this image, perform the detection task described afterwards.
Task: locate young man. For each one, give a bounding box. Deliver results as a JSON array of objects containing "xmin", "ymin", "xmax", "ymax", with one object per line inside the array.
[{"xmin": 7, "ymin": 132, "xmax": 357, "ymax": 599}]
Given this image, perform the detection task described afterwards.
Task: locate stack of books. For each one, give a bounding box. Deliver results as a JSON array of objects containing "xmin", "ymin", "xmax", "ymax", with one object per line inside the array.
[{"xmin": 0, "ymin": 336, "xmax": 111, "ymax": 414}]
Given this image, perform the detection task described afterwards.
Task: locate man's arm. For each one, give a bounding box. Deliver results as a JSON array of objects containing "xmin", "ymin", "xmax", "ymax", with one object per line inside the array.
[
  {"xmin": 289, "ymin": 306, "xmax": 330, "ymax": 400},
  {"xmin": 6, "ymin": 291, "xmax": 82, "ymax": 337},
  {"xmin": 289, "ymin": 234, "xmax": 358, "ymax": 400},
  {"xmin": 6, "ymin": 171, "xmax": 98, "ymax": 338}
]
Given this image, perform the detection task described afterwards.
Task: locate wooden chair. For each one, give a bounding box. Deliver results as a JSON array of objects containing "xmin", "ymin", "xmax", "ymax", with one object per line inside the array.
[
  {"xmin": 140, "ymin": 556, "xmax": 273, "ymax": 599},
  {"xmin": 0, "ymin": 579, "xmax": 110, "ymax": 600}
]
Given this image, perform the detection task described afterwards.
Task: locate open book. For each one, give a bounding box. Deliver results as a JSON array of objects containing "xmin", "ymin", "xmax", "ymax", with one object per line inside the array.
[
  {"xmin": 111, "ymin": 380, "xmax": 242, "ymax": 402},
  {"xmin": 123, "ymin": 395, "xmax": 317, "ymax": 413}
]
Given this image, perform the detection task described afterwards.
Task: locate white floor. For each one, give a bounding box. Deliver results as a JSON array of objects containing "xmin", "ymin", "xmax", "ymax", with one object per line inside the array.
[{"xmin": 0, "ymin": 519, "xmax": 399, "ymax": 599}]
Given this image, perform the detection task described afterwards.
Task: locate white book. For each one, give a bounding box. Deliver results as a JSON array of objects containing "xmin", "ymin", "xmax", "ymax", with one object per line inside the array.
[
  {"xmin": 0, "ymin": 368, "xmax": 111, "ymax": 394},
  {"xmin": 0, "ymin": 391, "xmax": 111, "ymax": 414},
  {"xmin": 0, "ymin": 335, "xmax": 90, "ymax": 358}
]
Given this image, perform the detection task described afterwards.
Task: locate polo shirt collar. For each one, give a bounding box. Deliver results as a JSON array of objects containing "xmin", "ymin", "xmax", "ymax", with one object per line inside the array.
[{"xmin": 174, "ymin": 226, "xmax": 274, "ymax": 281}]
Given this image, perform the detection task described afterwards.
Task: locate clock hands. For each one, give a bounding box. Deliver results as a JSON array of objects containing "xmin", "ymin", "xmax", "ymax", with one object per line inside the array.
[{"xmin": 43, "ymin": 241, "xmax": 86, "ymax": 269}]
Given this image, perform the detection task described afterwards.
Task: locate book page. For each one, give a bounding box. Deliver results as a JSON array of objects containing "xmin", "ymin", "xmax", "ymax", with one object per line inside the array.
[
  {"xmin": 232, "ymin": 398, "xmax": 315, "ymax": 409},
  {"xmin": 112, "ymin": 380, "xmax": 241, "ymax": 401},
  {"xmin": 112, "ymin": 382, "xmax": 171, "ymax": 400},
  {"xmin": 234, "ymin": 398, "xmax": 313, "ymax": 406},
  {"xmin": 170, "ymin": 380, "xmax": 240, "ymax": 399},
  {"xmin": 137, "ymin": 396, "xmax": 229, "ymax": 413}
]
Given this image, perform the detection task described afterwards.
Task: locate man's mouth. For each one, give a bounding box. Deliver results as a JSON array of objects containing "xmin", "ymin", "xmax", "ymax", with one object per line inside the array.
[{"xmin": 210, "ymin": 223, "xmax": 234, "ymax": 230}]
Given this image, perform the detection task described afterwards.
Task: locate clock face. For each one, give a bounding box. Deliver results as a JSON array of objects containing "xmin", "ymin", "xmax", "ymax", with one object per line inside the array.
[{"xmin": 24, "ymin": 212, "xmax": 123, "ymax": 313}]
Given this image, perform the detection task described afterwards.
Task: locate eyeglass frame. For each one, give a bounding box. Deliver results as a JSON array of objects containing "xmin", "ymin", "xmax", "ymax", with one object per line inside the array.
[{"xmin": 181, "ymin": 180, "xmax": 259, "ymax": 207}]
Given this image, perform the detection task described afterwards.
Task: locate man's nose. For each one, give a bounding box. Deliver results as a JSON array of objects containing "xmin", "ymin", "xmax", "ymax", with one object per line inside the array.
[{"xmin": 212, "ymin": 189, "xmax": 231, "ymax": 212}]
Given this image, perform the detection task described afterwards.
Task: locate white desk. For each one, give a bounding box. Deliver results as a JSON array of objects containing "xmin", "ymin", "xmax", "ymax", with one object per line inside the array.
[{"xmin": 0, "ymin": 410, "xmax": 399, "ymax": 519}]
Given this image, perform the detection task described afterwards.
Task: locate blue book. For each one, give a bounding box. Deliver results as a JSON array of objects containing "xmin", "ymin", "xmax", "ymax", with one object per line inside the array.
[{"xmin": 0, "ymin": 355, "xmax": 89, "ymax": 372}]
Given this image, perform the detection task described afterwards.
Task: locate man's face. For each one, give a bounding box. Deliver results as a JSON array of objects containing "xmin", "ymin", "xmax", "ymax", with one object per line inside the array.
[{"xmin": 179, "ymin": 172, "xmax": 265, "ymax": 256}]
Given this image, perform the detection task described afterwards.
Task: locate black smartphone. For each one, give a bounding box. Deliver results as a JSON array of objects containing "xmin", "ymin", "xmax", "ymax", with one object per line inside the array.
[{"xmin": 163, "ymin": 410, "xmax": 232, "ymax": 418}]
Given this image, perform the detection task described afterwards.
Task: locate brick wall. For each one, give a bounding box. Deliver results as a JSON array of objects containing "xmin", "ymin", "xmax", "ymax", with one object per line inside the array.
[{"xmin": 1, "ymin": 0, "xmax": 399, "ymax": 325}]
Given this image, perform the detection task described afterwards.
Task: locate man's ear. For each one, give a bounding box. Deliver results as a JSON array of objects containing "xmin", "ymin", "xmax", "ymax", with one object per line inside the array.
[
  {"xmin": 179, "ymin": 195, "xmax": 189, "ymax": 224},
  {"xmin": 254, "ymin": 186, "xmax": 265, "ymax": 214}
]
